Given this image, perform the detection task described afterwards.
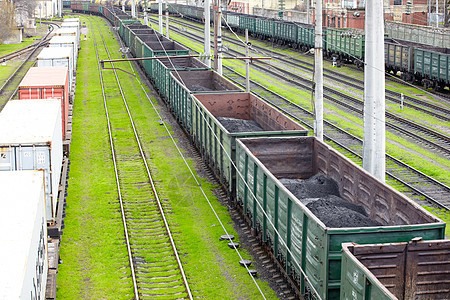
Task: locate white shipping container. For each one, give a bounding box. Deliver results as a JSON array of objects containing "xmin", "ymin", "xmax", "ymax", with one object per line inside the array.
[
  {"xmin": 49, "ymin": 35, "xmax": 78, "ymax": 63},
  {"xmin": 61, "ymin": 22, "xmax": 80, "ymax": 44},
  {"xmin": 0, "ymin": 99, "xmax": 63, "ymax": 221},
  {"xmin": 0, "ymin": 171, "xmax": 48, "ymax": 300},
  {"xmin": 55, "ymin": 27, "xmax": 79, "ymax": 49},
  {"xmin": 37, "ymin": 47, "xmax": 73, "ymax": 92},
  {"xmin": 64, "ymin": 18, "xmax": 80, "ymax": 31}
]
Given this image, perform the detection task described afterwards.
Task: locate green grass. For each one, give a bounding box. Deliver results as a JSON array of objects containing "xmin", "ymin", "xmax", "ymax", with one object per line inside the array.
[
  {"xmin": 56, "ymin": 15, "xmax": 134, "ymax": 299},
  {"xmin": 0, "ymin": 36, "xmax": 41, "ymax": 56},
  {"xmin": 57, "ymin": 14, "xmax": 279, "ymax": 299},
  {"xmin": 159, "ymin": 19, "xmax": 450, "ymax": 232},
  {"xmin": 424, "ymin": 207, "xmax": 450, "ymax": 238},
  {"xmin": 0, "ymin": 60, "xmax": 22, "ymax": 82}
]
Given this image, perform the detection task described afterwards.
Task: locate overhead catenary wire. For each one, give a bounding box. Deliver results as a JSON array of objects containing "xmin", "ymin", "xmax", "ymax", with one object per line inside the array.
[
  {"xmin": 114, "ymin": 13, "xmax": 269, "ymax": 299},
  {"xmin": 133, "ymin": 13, "xmax": 323, "ymax": 298}
]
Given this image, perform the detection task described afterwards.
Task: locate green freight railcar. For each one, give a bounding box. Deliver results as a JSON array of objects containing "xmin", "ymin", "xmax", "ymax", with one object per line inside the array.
[
  {"xmin": 326, "ymin": 28, "xmax": 365, "ymax": 66},
  {"xmin": 133, "ymin": 33, "xmax": 164, "ymax": 70},
  {"xmin": 296, "ymin": 23, "xmax": 315, "ymax": 51},
  {"xmin": 239, "ymin": 15, "xmax": 256, "ymax": 34},
  {"xmin": 384, "ymin": 39, "xmax": 415, "ymax": 80},
  {"xmin": 414, "ymin": 48, "xmax": 450, "ymax": 89},
  {"xmin": 191, "ymin": 93, "xmax": 308, "ymax": 197},
  {"xmin": 340, "ymin": 239, "xmax": 450, "ymax": 300},
  {"xmin": 153, "ymin": 57, "xmax": 209, "ymax": 101},
  {"xmin": 168, "ymin": 70, "xmax": 242, "ymax": 134},
  {"xmin": 118, "ymin": 18, "xmax": 139, "ymax": 40},
  {"xmin": 255, "ymin": 17, "xmax": 273, "ymax": 40},
  {"xmin": 235, "ymin": 136, "xmax": 445, "ymax": 300},
  {"xmin": 224, "ymin": 12, "xmax": 240, "ymax": 30},
  {"xmin": 141, "ymin": 40, "xmax": 189, "ymax": 81},
  {"xmin": 130, "ymin": 28, "xmax": 156, "ymax": 56},
  {"xmin": 273, "ymin": 20, "xmax": 298, "ymax": 45}
]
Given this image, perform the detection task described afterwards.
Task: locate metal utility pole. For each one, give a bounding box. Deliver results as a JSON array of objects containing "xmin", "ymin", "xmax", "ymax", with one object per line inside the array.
[
  {"xmin": 363, "ymin": 0, "xmax": 386, "ymax": 182},
  {"xmin": 122, "ymin": 2, "xmax": 125, "ymax": 12},
  {"xmin": 314, "ymin": 0, "xmax": 323, "ymax": 141},
  {"xmin": 204, "ymin": 0, "xmax": 211, "ymax": 67},
  {"xmin": 131, "ymin": 0, "xmax": 136, "ymax": 18},
  {"xmin": 307, "ymin": 0, "xmax": 310, "ymax": 24},
  {"xmin": 245, "ymin": 29, "xmax": 250, "ymax": 92},
  {"xmin": 159, "ymin": 0, "xmax": 163, "ymax": 34},
  {"xmin": 436, "ymin": 0, "xmax": 439, "ymax": 27},
  {"xmin": 214, "ymin": 1, "xmax": 223, "ymax": 74},
  {"xmin": 59, "ymin": 0, "xmax": 62, "ymax": 18},
  {"xmin": 165, "ymin": 5, "xmax": 169, "ymax": 39},
  {"xmin": 217, "ymin": 4, "xmax": 223, "ymax": 74}
]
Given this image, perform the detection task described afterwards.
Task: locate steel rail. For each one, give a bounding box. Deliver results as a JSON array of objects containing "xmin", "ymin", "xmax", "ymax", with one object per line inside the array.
[
  {"xmin": 157, "ymin": 16, "xmax": 450, "ymax": 120},
  {"xmin": 223, "ymin": 66, "xmax": 450, "ymax": 210},
  {"xmin": 160, "ymin": 18, "xmax": 450, "ymax": 158},
  {"xmin": 148, "ymin": 16, "xmax": 450, "ymax": 209},
  {"xmin": 89, "ymin": 17, "xmax": 140, "ymax": 300},
  {"xmin": 94, "ymin": 16, "xmax": 193, "ymax": 299},
  {"xmin": 0, "ymin": 26, "xmax": 55, "ymax": 105},
  {"xmin": 110, "ymin": 21, "xmax": 194, "ymax": 300}
]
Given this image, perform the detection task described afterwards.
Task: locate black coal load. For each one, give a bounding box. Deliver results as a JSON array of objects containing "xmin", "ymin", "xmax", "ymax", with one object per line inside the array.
[
  {"xmin": 190, "ymin": 84, "xmax": 212, "ymax": 92},
  {"xmin": 217, "ymin": 117, "xmax": 265, "ymax": 133},
  {"xmin": 280, "ymin": 174, "xmax": 382, "ymax": 228}
]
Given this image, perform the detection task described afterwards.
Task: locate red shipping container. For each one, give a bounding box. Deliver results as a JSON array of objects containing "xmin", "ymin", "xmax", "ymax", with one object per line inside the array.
[{"xmin": 18, "ymin": 66, "xmax": 69, "ymax": 140}]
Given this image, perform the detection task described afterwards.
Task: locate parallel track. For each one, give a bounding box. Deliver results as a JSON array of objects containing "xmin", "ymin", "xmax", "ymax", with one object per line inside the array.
[
  {"xmin": 0, "ymin": 26, "xmax": 56, "ymax": 110},
  {"xmin": 162, "ymin": 15, "xmax": 450, "ymax": 111},
  {"xmin": 148, "ymin": 17, "xmax": 450, "ymax": 210},
  {"xmin": 90, "ymin": 16, "xmax": 192, "ymax": 299}
]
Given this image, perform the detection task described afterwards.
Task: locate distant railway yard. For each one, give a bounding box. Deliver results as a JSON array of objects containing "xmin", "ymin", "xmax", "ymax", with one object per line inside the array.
[{"xmin": 0, "ymin": 2, "xmax": 449, "ymax": 300}]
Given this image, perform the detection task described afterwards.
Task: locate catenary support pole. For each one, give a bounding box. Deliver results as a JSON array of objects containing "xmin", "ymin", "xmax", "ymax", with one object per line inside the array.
[
  {"xmin": 131, "ymin": 0, "xmax": 136, "ymax": 18},
  {"xmin": 204, "ymin": 0, "xmax": 211, "ymax": 67},
  {"xmin": 436, "ymin": 0, "xmax": 439, "ymax": 27},
  {"xmin": 363, "ymin": 0, "xmax": 386, "ymax": 182},
  {"xmin": 245, "ymin": 29, "xmax": 250, "ymax": 92},
  {"xmin": 214, "ymin": 4, "xmax": 218, "ymax": 70},
  {"xmin": 314, "ymin": 0, "xmax": 323, "ymax": 141},
  {"xmin": 159, "ymin": 0, "xmax": 163, "ymax": 34},
  {"xmin": 166, "ymin": 4, "xmax": 169, "ymax": 39},
  {"xmin": 217, "ymin": 2, "xmax": 223, "ymax": 75}
]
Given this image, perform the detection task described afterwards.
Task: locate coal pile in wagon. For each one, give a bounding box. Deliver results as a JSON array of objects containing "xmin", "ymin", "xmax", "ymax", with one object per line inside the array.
[
  {"xmin": 217, "ymin": 117, "xmax": 264, "ymax": 133},
  {"xmin": 190, "ymin": 84, "xmax": 212, "ymax": 92},
  {"xmin": 280, "ymin": 174, "xmax": 382, "ymax": 228}
]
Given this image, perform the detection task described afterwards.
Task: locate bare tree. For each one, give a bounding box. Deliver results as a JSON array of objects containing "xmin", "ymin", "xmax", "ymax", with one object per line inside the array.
[
  {"xmin": 14, "ymin": 0, "xmax": 39, "ymax": 25},
  {"xmin": 0, "ymin": 0, "xmax": 15, "ymax": 43}
]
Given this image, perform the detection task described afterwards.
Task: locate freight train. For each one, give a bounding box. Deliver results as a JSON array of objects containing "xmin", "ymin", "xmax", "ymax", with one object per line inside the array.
[
  {"xmin": 74, "ymin": 0, "xmax": 450, "ymax": 89},
  {"xmin": 0, "ymin": 18, "xmax": 80, "ymax": 298},
  {"xmin": 72, "ymin": 2, "xmax": 448, "ymax": 299},
  {"xmin": 152, "ymin": 3, "xmax": 450, "ymax": 90}
]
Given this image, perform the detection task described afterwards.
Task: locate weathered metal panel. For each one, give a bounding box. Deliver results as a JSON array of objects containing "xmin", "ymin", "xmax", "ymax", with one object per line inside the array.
[
  {"xmin": 154, "ymin": 57, "xmax": 209, "ymax": 101},
  {"xmin": 192, "ymin": 92, "xmax": 307, "ymax": 197},
  {"xmin": 0, "ymin": 171, "xmax": 48, "ymax": 300},
  {"xmin": 341, "ymin": 239, "xmax": 450, "ymax": 300},
  {"xmin": 235, "ymin": 136, "xmax": 445, "ymax": 300},
  {"xmin": 0, "ymin": 100, "xmax": 63, "ymax": 222}
]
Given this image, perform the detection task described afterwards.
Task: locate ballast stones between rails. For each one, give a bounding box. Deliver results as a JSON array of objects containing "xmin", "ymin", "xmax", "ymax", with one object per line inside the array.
[{"xmin": 219, "ymin": 234, "xmax": 258, "ymax": 277}]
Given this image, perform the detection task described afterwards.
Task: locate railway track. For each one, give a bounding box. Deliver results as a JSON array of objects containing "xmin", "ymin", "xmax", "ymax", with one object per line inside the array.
[
  {"xmin": 148, "ymin": 17, "xmax": 450, "ymax": 155},
  {"xmin": 0, "ymin": 38, "xmax": 51, "ymax": 62},
  {"xmin": 161, "ymin": 15, "xmax": 450, "ymax": 114},
  {"xmin": 148, "ymin": 17, "xmax": 450, "ymax": 210},
  {"xmin": 89, "ymin": 16, "xmax": 192, "ymax": 299},
  {"xmin": 0, "ymin": 25, "xmax": 57, "ymax": 110}
]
